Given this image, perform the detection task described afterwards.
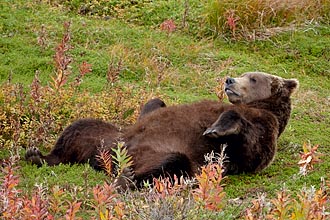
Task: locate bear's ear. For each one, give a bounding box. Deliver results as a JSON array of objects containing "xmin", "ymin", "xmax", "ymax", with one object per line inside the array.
[{"xmin": 284, "ymin": 79, "xmax": 299, "ymax": 94}]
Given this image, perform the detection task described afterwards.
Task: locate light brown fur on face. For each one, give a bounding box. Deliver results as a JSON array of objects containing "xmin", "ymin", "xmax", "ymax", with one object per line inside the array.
[{"xmin": 225, "ymin": 72, "xmax": 284, "ymax": 104}]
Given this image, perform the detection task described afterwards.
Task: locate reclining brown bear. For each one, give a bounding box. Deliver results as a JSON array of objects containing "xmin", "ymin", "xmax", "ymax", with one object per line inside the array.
[{"xmin": 25, "ymin": 72, "xmax": 298, "ymax": 189}]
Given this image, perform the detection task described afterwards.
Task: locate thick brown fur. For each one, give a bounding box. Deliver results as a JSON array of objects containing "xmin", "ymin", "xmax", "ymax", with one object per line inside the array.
[
  {"xmin": 25, "ymin": 72, "xmax": 298, "ymax": 189},
  {"xmin": 25, "ymin": 118, "xmax": 121, "ymax": 169}
]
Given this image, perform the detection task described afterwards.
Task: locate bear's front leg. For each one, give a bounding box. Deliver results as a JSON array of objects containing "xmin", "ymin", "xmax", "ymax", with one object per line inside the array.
[{"xmin": 203, "ymin": 110, "xmax": 245, "ymax": 138}]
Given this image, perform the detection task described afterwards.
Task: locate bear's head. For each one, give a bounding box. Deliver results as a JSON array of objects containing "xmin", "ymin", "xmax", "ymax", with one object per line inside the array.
[{"xmin": 225, "ymin": 72, "xmax": 299, "ymax": 104}]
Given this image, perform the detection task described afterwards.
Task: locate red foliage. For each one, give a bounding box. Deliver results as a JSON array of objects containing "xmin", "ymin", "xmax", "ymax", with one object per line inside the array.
[
  {"xmin": 160, "ymin": 19, "xmax": 177, "ymax": 34},
  {"xmin": 192, "ymin": 162, "xmax": 226, "ymax": 211},
  {"xmin": 52, "ymin": 21, "xmax": 73, "ymax": 90},
  {"xmin": 65, "ymin": 201, "xmax": 82, "ymax": 220},
  {"xmin": 225, "ymin": 10, "xmax": 240, "ymax": 37},
  {"xmin": 75, "ymin": 61, "xmax": 92, "ymax": 86},
  {"xmin": 298, "ymin": 142, "xmax": 323, "ymax": 176},
  {"xmin": 152, "ymin": 175, "xmax": 186, "ymax": 199},
  {"xmin": 1, "ymin": 157, "xmax": 23, "ymax": 219}
]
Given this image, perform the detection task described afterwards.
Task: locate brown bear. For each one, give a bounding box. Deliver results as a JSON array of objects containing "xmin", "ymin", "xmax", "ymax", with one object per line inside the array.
[
  {"xmin": 24, "ymin": 98, "xmax": 167, "ymax": 171},
  {"xmin": 25, "ymin": 72, "xmax": 298, "ymax": 189}
]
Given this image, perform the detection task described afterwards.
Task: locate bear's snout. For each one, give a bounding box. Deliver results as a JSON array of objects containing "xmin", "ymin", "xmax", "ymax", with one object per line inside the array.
[{"xmin": 225, "ymin": 77, "xmax": 235, "ymax": 85}]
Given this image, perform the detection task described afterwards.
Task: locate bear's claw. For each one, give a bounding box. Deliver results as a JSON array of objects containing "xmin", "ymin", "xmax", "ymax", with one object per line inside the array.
[
  {"xmin": 25, "ymin": 147, "xmax": 43, "ymax": 166},
  {"xmin": 114, "ymin": 167, "xmax": 136, "ymax": 191},
  {"xmin": 203, "ymin": 110, "xmax": 242, "ymax": 137}
]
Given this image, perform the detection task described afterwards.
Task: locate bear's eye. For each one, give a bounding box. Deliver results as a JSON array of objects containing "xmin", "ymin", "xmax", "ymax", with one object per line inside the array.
[{"xmin": 250, "ymin": 77, "xmax": 257, "ymax": 83}]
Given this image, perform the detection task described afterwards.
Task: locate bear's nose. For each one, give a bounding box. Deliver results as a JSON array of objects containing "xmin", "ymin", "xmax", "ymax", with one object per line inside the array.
[{"xmin": 225, "ymin": 77, "xmax": 235, "ymax": 85}]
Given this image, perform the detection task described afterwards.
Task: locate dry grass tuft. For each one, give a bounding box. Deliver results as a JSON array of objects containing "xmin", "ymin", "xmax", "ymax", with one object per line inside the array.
[{"xmin": 205, "ymin": 0, "xmax": 330, "ymax": 39}]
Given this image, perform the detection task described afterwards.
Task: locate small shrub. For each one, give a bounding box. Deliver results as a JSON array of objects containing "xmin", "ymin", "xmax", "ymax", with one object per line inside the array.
[
  {"xmin": 152, "ymin": 175, "xmax": 188, "ymax": 199},
  {"xmin": 90, "ymin": 182, "xmax": 125, "ymax": 220},
  {"xmin": 298, "ymin": 142, "xmax": 323, "ymax": 176},
  {"xmin": 214, "ymin": 76, "xmax": 226, "ymax": 101},
  {"xmin": 192, "ymin": 148, "xmax": 227, "ymax": 212},
  {"xmin": 1, "ymin": 156, "xmax": 23, "ymax": 219},
  {"xmin": 106, "ymin": 59, "xmax": 124, "ymax": 86},
  {"xmin": 133, "ymin": 175, "xmax": 194, "ymax": 219},
  {"xmin": 244, "ymin": 184, "xmax": 330, "ymax": 220},
  {"xmin": 97, "ymin": 141, "xmax": 133, "ymax": 179},
  {"xmin": 160, "ymin": 19, "xmax": 177, "ymax": 34},
  {"xmin": 52, "ymin": 21, "xmax": 73, "ymax": 91},
  {"xmin": 96, "ymin": 149, "xmax": 113, "ymax": 177}
]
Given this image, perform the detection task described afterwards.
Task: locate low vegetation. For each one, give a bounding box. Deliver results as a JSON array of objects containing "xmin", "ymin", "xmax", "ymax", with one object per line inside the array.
[
  {"xmin": 1, "ymin": 0, "xmax": 329, "ymax": 219},
  {"xmin": 205, "ymin": 0, "xmax": 330, "ymax": 39}
]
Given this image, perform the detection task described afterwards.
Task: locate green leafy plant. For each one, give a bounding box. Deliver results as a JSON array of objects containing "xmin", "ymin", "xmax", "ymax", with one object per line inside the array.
[{"xmin": 111, "ymin": 141, "xmax": 133, "ymax": 177}]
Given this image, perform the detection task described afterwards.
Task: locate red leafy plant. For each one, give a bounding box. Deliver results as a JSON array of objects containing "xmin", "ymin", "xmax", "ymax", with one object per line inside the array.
[
  {"xmin": 225, "ymin": 9, "xmax": 240, "ymax": 38},
  {"xmin": 96, "ymin": 149, "xmax": 113, "ymax": 177},
  {"xmin": 298, "ymin": 142, "xmax": 323, "ymax": 176},
  {"xmin": 51, "ymin": 21, "xmax": 73, "ymax": 91},
  {"xmin": 91, "ymin": 183, "xmax": 125, "ymax": 220},
  {"xmin": 106, "ymin": 59, "xmax": 124, "ymax": 86},
  {"xmin": 93, "ymin": 141, "xmax": 135, "ymax": 219},
  {"xmin": 192, "ymin": 146, "xmax": 227, "ymax": 211},
  {"xmin": 0, "ymin": 154, "xmax": 129, "ymax": 220},
  {"xmin": 37, "ymin": 24, "xmax": 48, "ymax": 50},
  {"xmin": 160, "ymin": 19, "xmax": 177, "ymax": 34},
  {"xmin": 152, "ymin": 175, "xmax": 188, "ymax": 199},
  {"xmin": 22, "ymin": 183, "xmax": 52, "ymax": 220},
  {"xmin": 0, "ymin": 156, "xmax": 83, "ymax": 219},
  {"xmin": 245, "ymin": 193, "xmax": 270, "ymax": 220},
  {"xmin": 1, "ymin": 156, "xmax": 24, "ymax": 219},
  {"xmin": 64, "ymin": 201, "xmax": 82, "ymax": 220},
  {"xmin": 97, "ymin": 141, "xmax": 133, "ymax": 177},
  {"xmin": 245, "ymin": 184, "xmax": 329, "ymax": 220},
  {"xmin": 74, "ymin": 61, "xmax": 92, "ymax": 86}
]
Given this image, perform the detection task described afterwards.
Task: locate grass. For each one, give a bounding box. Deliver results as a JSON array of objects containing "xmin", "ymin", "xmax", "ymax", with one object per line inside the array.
[
  {"xmin": 1, "ymin": 0, "xmax": 330, "ymax": 219},
  {"xmin": 205, "ymin": 0, "xmax": 330, "ymax": 39}
]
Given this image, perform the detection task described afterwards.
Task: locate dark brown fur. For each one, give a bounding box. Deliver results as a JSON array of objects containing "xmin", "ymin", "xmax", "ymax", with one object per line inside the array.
[
  {"xmin": 25, "ymin": 118, "xmax": 121, "ymax": 169},
  {"xmin": 25, "ymin": 72, "xmax": 298, "ymax": 189}
]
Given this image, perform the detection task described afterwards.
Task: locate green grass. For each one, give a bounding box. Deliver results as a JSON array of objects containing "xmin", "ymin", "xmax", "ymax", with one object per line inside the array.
[{"xmin": 1, "ymin": 0, "xmax": 330, "ymax": 218}]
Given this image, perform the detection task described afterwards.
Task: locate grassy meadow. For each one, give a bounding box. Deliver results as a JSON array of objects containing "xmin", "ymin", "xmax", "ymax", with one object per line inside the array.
[{"xmin": 1, "ymin": 0, "xmax": 330, "ymax": 219}]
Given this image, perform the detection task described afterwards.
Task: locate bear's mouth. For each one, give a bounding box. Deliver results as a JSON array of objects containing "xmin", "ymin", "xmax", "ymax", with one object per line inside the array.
[{"xmin": 225, "ymin": 88, "xmax": 240, "ymax": 96}]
